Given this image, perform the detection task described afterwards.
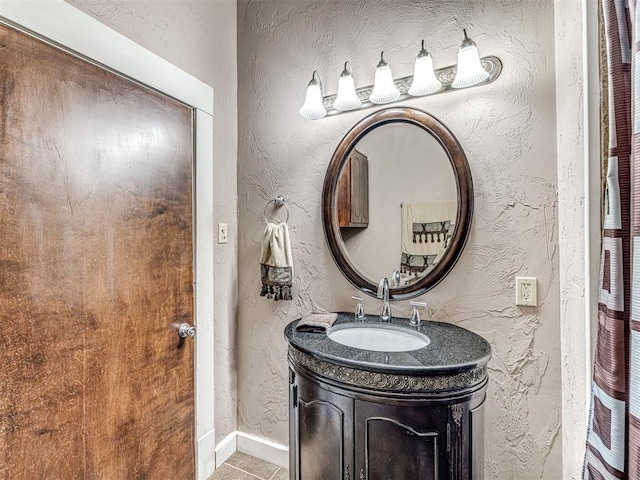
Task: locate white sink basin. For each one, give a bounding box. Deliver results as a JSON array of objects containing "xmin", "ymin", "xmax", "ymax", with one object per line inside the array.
[{"xmin": 327, "ymin": 323, "xmax": 430, "ymax": 352}]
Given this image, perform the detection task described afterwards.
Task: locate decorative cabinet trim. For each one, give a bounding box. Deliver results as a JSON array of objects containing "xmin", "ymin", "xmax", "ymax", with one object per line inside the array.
[
  {"xmin": 289, "ymin": 347, "xmax": 486, "ymax": 393},
  {"xmin": 451, "ymin": 403, "xmax": 464, "ymax": 426},
  {"xmin": 449, "ymin": 403, "xmax": 465, "ymax": 478}
]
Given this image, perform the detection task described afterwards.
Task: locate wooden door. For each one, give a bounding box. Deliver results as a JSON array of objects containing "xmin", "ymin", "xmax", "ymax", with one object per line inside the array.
[{"xmin": 0, "ymin": 22, "xmax": 195, "ymax": 479}]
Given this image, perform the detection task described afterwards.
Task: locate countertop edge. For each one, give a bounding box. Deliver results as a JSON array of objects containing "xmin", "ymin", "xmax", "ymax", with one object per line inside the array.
[
  {"xmin": 288, "ymin": 346, "xmax": 489, "ymax": 394},
  {"xmin": 284, "ymin": 313, "xmax": 493, "ymax": 377}
]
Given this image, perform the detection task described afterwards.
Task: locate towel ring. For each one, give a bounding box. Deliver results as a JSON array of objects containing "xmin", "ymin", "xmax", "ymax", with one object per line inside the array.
[{"xmin": 263, "ymin": 195, "xmax": 290, "ymax": 224}]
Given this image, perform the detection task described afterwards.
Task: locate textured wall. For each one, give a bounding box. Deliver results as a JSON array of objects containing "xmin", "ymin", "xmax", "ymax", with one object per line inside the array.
[
  {"xmin": 65, "ymin": 0, "xmax": 239, "ymax": 444},
  {"xmin": 237, "ymin": 0, "xmax": 562, "ymax": 478}
]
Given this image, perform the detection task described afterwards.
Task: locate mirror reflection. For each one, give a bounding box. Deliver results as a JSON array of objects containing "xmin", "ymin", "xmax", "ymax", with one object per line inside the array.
[
  {"xmin": 322, "ymin": 107, "xmax": 473, "ymax": 300},
  {"xmin": 337, "ymin": 123, "xmax": 458, "ymax": 286}
]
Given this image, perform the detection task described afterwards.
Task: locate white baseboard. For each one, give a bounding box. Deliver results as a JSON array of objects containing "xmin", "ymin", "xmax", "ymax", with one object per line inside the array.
[
  {"xmin": 237, "ymin": 431, "xmax": 289, "ymax": 469},
  {"xmin": 215, "ymin": 431, "xmax": 237, "ymax": 469},
  {"xmin": 197, "ymin": 429, "xmax": 216, "ymax": 480},
  {"xmin": 214, "ymin": 431, "xmax": 288, "ymax": 471}
]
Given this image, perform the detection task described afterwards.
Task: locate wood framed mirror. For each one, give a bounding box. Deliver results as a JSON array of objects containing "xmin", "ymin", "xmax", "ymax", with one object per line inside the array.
[{"xmin": 322, "ymin": 107, "xmax": 473, "ymax": 300}]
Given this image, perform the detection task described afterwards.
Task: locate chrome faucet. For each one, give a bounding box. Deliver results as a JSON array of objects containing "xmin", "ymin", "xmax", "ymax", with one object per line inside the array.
[
  {"xmin": 391, "ymin": 269, "xmax": 401, "ymax": 288},
  {"xmin": 377, "ymin": 276, "xmax": 391, "ymax": 321}
]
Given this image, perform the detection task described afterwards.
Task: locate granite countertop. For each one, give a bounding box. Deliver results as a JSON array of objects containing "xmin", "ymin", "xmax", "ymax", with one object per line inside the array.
[{"xmin": 285, "ymin": 312, "xmax": 492, "ymax": 377}]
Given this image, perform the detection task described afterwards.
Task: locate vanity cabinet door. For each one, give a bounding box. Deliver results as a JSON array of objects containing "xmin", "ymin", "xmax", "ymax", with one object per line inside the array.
[
  {"xmin": 354, "ymin": 399, "xmax": 449, "ymax": 480},
  {"xmin": 290, "ymin": 372, "xmax": 355, "ymax": 480}
]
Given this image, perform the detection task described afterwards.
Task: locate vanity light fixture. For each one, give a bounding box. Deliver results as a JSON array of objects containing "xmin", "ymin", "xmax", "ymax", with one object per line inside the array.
[
  {"xmin": 369, "ymin": 52, "xmax": 401, "ymax": 104},
  {"xmin": 299, "ymin": 70, "xmax": 327, "ymax": 120},
  {"xmin": 299, "ymin": 29, "xmax": 502, "ymax": 119},
  {"xmin": 408, "ymin": 40, "xmax": 442, "ymax": 96},
  {"xmin": 451, "ymin": 29, "xmax": 489, "ymax": 89},
  {"xmin": 333, "ymin": 62, "xmax": 362, "ymax": 111}
]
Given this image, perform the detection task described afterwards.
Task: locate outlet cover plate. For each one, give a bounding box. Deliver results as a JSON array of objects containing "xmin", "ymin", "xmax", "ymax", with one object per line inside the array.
[{"xmin": 515, "ymin": 277, "xmax": 537, "ymax": 306}]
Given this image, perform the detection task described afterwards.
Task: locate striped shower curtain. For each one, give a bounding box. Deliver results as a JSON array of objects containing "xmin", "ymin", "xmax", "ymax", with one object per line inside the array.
[{"xmin": 584, "ymin": 1, "xmax": 639, "ymax": 478}]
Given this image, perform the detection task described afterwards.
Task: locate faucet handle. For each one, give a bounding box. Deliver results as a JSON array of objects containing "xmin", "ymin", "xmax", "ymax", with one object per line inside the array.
[
  {"xmin": 351, "ymin": 296, "xmax": 365, "ymax": 320},
  {"xmin": 409, "ymin": 301, "xmax": 427, "ymax": 326}
]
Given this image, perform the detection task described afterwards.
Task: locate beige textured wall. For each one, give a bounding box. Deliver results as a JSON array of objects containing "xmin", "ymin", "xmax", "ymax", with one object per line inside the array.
[
  {"xmin": 65, "ymin": 0, "xmax": 239, "ymax": 444},
  {"xmin": 237, "ymin": 0, "xmax": 562, "ymax": 478}
]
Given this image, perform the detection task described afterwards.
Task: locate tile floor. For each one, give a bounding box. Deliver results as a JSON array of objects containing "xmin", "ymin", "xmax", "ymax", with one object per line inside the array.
[{"xmin": 208, "ymin": 452, "xmax": 288, "ymax": 480}]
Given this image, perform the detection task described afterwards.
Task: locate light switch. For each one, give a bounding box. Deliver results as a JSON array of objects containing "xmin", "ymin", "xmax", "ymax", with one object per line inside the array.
[{"xmin": 218, "ymin": 223, "xmax": 228, "ymax": 244}]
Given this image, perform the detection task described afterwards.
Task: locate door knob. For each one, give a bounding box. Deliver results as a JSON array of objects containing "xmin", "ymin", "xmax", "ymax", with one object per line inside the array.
[{"xmin": 178, "ymin": 323, "xmax": 196, "ymax": 338}]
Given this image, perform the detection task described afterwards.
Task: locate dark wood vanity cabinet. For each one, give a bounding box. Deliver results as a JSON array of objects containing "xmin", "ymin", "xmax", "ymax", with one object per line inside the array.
[
  {"xmin": 289, "ymin": 366, "xmax": 487, "ymax": 480},
  {"xmin": 337, "ymin": 149, "xmax": 369, "ymax": 228},
  {"xmin": 291, "ymin": 370, "xmax": 355, "ymax": 479}
]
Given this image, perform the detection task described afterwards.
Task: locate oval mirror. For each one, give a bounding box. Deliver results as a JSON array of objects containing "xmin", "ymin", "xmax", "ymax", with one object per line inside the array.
[{"xmin": 322, "ymin": 107, "xmax": 473, "ymax": 300}]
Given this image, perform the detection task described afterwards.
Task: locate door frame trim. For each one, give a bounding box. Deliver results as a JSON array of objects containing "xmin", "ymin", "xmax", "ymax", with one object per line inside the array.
[{"xmin": 0, "ymin": 2, "xmax": 216, "ymax": 479}]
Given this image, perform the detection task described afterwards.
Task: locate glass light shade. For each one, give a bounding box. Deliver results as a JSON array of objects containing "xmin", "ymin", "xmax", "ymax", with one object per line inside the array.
[
  {"xmin": 299, "ymin": 71, "xmax": 327, "ymax": 120},
  {"xmin": 333, "ymin": 62, "xmax": 361, "ymax": 111},
  {"xmin": 369, "ymin": 52, "xmax": 400, "ymax": 104},
  {"xmin": 452, "ymin": 30, "xmax": 489, "ymax": 89},
  {"xmin": 408, "ymin": 42, "xmax": 442, "ymax": 96}
]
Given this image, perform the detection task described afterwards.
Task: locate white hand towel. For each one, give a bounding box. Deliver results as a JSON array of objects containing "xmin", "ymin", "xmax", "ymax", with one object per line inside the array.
[
  {"xmin": 260, "ymin": 222, "xmax": 293, "ymax": 301},
  {"xmin": 401, "ymin": 201, "xmax": 457, "ymax": 255}
]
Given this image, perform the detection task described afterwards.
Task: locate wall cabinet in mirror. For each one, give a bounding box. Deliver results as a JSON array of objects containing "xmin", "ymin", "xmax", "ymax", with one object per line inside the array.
[
  {"xmin": 322, "ymin": 107, "xmax": 473, "ymax": 300},
  {"xmin": 338, "ymin": 149, "xmax": 369, "ymax": 228}
]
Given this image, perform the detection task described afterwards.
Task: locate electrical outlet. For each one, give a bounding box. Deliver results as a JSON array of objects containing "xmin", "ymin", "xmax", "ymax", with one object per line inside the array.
[
  {"xmin": 515, "ymin": 277, "xmax": 537, "ymax": 306},
  {"xmin": 218, "ymin": 223, "xmax": 228, "ymax": 244}
]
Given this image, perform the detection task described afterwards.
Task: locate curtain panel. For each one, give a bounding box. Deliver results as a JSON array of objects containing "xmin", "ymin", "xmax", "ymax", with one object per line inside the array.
[{"xmin": 584, "ymin": 0, "xmax": 637, "ymax": 478}]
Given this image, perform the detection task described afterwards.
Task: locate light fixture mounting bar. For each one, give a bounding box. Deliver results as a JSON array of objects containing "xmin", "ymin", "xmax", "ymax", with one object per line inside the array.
[{"xmin": 321, "ymin": 55, "xmax": 502, "ymax": 116}]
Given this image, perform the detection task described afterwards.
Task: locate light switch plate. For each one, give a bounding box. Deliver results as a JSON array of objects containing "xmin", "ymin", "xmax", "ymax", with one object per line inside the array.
[
  {"xmin": 218, "ymin": 223, "xmax": 228, "ymax": 244},
  {"xmin": 515, "ymin": 277, "xmax": 537, "ymax": 306}
]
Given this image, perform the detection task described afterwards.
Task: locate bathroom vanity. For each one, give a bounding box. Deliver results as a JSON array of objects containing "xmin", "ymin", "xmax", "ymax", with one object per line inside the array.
[
  {"xmin": 290, "ymin": 106, "xmax": 489, "ymax": 478},
  {"xmin": 285, "ymin": 313, "xmax": 491, "ymax": 480}
]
